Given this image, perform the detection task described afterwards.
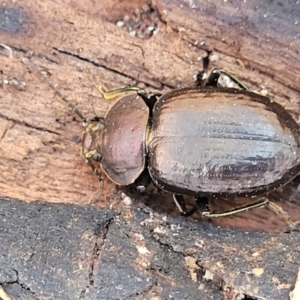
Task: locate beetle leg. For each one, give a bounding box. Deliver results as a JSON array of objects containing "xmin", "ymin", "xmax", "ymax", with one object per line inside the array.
[
  {"xmin": 95, "ymin": 83, "xmax": 147, "ymax": 100},
  {"xmin": 205, "ymin": 68, "xmax": 249, "ymax": 90},
  {"xmin": 266, "ymin": 201, "xmax": 299, "ymax": 232},
  {"xmin": 173, "ymin": 194, "xmax": 198, "ymax": 217},
  {"xmin": 202, "ymin": 198, "xmax": 269, "ymax": 219},
  {"xmin": 85, "ymin": 158, "xmax": 103, "ymax": 183},
  {"xmin": 202, "ymin": 197, "xmax": 299, "ymax": 231},
  {"xmin": 94, "ymin": 81, "xmax": 162, "ymax": 108},
  {"xmin": 93, "ymin": 80, "xmax": 162, "ymax": 111}
]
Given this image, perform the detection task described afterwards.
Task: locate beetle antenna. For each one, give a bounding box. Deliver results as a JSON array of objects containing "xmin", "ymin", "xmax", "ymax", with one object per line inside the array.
[
  {"xmin": 23, "ymin": 58, "xmax": 86, "ymax": 121},
  {"xmin": 90, "ymin": 101, "xmax": 98, "ymax": 119}
]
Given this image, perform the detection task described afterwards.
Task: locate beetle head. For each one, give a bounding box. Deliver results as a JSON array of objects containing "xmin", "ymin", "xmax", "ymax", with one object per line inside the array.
[{"xmin": 81, "ymin": 117, "xmax": 105, "ymax": 166}]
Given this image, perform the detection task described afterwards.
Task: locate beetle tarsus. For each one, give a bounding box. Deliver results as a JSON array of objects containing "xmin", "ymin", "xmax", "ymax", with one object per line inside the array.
[
  {"xmin": 282, "ymin": 222, "xmax": 300, "ymax": 233},
  {"xmin": 267, "ymin": 200, "xmax": 299, "ymax": 232}
]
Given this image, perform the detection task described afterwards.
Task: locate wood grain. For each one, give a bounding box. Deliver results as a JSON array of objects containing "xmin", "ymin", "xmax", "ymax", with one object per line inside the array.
[{"xmin": 0, "ymin": 0, "xmax": 299, "ymax": 227}]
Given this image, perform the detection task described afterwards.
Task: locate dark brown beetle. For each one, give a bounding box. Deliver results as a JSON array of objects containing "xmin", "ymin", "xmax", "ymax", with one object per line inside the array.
[{"xmin": 29, "ymin": 62, "xmax": 300, "ymax": 230}]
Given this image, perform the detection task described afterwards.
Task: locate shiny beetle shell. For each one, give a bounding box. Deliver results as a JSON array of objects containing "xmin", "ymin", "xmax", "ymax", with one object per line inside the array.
[
  {"xmin": 148, "ymin": 87, "xmax": 300, "ymax": 196},
  {"xmin": 99, "ymin": 94, "xmax": 149, "ymax": 185},
  {"xmin": 99, "ymin": 86, "xmax": 300, "ymax": 197}
]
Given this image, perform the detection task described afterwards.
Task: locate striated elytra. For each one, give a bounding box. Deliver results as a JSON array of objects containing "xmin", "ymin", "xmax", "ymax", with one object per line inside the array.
[{"xmin": 148, "ymin": 87, "xmax": 300, "ymax": 197}]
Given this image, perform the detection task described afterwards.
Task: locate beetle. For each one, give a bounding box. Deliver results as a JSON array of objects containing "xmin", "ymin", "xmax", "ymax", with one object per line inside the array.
[{"xmin": 28, "ymin": 61, "xmax": 300, "ymax": 230}]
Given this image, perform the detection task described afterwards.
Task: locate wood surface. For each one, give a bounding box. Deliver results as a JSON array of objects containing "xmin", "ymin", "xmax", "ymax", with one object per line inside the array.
[
  {"xmin": 0, "ymin": 0, "xmax": 299, "ymax": 229},
  {"xmin": 0, "ymin": 198, "xmax": 300, "ymax": 300},
  {"xmin": 0, "ymin": 0, "xmax": 300, "ymax": 299}
]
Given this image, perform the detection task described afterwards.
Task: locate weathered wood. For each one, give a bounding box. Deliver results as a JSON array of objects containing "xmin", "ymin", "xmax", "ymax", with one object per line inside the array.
[
  {"xmin": 0, "ymin": 0, "xmax": 300, "ymax": 298},
  {"xmin": 0, "ymin": 0, "xmax": 299, "ymax": 226},
  {"xmin": 155, "ymin": 0, "xmax": 300, "ymax": 95},
  {"xmin": 0, "ymin": 0, "xmax": 206, "ymax": 205},
  {"xmin": 0, "ymin": 198, "xmax": 300, "ymax": 300}
]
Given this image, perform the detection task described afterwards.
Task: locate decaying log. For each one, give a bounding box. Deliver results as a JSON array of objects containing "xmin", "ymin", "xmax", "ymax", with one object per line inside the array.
[{"xmin": 0, "ymin": 0, "xmax": 300, "ymax": 299}]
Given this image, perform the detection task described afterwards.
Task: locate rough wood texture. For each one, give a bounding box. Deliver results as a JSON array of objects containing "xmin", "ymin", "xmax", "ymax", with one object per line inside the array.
[
  {"xmin": 0, "ymin": 0, "xmax": 300, "ymax": 298},
  {"xmin": 1, "ymin": 198, "xmax": 300, "ymax": 300},
  {"xmin": 0, "ymin": 0, "xmax": 299, "ymax": 227}
]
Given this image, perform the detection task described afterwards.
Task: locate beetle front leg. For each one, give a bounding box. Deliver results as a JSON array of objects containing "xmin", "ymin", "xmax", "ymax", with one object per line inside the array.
[
  {"xmin": 85, "ymin": 158, "xmax": 103, "ymax": 183},
  {"xmin": 95, "ymin": 83, "xmax": 147, "ymax": 100},
  {"xmin": 94, "ymin": 82, "xmax": 161, "ymax": 111}
]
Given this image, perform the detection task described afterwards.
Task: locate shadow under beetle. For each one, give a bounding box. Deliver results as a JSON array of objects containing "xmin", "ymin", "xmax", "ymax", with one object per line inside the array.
[{"xmin": 29, "ymin": 61, "xmax": 300, "ymax": 231}]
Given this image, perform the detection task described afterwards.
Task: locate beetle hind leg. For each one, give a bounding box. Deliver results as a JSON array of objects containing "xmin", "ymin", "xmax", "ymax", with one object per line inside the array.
[
  {"xmin": 267, "ymin": 200, "xmax": 299, "ymax": 232},
  {"xmin": 205, "ymin": 68, "xmax": 249, "ymax": 90},
  {"xmin": 202, "ymin": 197, "xmax": 299, "ymax": 232}
]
